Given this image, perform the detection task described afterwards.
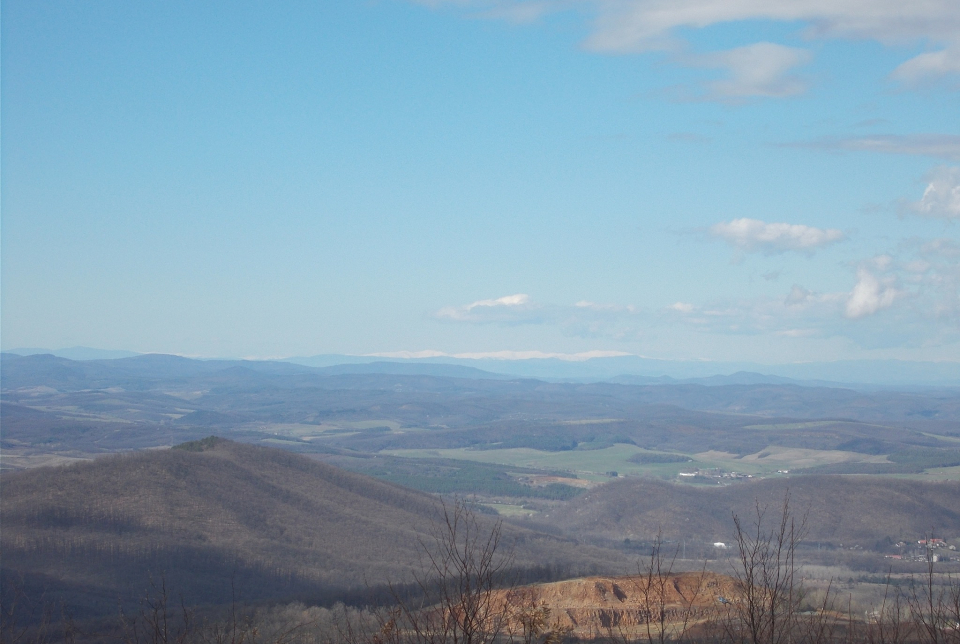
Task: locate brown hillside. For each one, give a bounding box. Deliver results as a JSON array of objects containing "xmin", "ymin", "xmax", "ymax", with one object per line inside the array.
[
  {"xmin": 546, "ymin": 476, "xmax": 960, "ymax": 545},
  {"xmin": 491, "ymin": 572, "xmax": 737, "ymax": 639},
  {"xmin": 1, "ymin": 439, "xmax": 621, "ymax": 620}
]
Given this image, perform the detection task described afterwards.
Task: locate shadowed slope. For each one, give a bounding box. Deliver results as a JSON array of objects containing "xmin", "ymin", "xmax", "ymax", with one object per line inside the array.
[{"xmin": 1, "ymin": 439, "xmax": 616, "ymax": 620}]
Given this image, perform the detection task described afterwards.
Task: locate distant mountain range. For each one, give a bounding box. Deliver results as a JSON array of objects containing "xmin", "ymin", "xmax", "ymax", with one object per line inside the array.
[
  {"xmin": 5, "ymin": 347, "xmax": 960, "ymax": 387},
  {"xmin": 5, "ymin": 346, "xmax": 143, "ymax": 360},
  {"xmin": 4, "ymin": 352, "xmax": 959, "ymax": 477},
  {"xmin": 282, "ymin": 354, "xmax": 960, "ymax": 388}
]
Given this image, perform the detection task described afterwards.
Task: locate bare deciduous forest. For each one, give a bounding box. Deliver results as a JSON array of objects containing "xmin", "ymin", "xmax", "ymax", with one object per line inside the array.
[{"xmin": 3, "ymin": 495, "xmax": 958, "ymax": 644}]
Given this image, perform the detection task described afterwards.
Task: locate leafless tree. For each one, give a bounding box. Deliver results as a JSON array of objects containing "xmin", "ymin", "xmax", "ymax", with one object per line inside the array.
[
  {"xmin": 722, "ymin": 492, "xmax": 810, "ymax": 644},
  {"xmin": 502, "ymin": 588, "xmax": 570, "ymax": 644},
  {"xmin": 861, "ymin": 575, "xmax": 909, "ymax": 644},
  {"xmin": 381, "ymin": 498, "xmax": 515, "ymax": 644},
  {"xmin": 0, "ymin": 575, "xmax": 50, "ymax": 644},
  {"xmin": 120, "ymin": 576, "xmax": 193, "ymax": 644},
  {"xmin": 119, "ymin": 574, "xmax": 321, "ymax": 644},
  {"xmin": 949, "ymin": 577, "xmax": 960, "ymax": 644},
  {"xmin": 905, "ymin": 541, "xmax": 959, "ymax": 644},
  {"xmin": 619, "ymin": 531, "xmax": 707, "ymax": 644}
]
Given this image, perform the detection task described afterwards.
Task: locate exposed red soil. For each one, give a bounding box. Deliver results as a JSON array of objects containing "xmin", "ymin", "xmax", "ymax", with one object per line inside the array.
[{"xmin": 492, "ymin": 572, "xmax": 739, "ymax": 639}]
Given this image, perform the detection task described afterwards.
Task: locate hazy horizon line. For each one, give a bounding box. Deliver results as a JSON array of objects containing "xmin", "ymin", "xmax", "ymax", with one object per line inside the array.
[{"xmin": 5, "ymin": 345, "xmax": 960, "ymax": 366}]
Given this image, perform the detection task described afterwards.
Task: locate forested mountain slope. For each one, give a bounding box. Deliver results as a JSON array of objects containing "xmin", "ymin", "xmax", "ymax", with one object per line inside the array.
[
  {"xmin": 1, "ymin": 439, "xmax": 618, "ymax": 620},
  {"xmin": 547, "ymin": 475, "xmax": 960, "ymax": 546}
]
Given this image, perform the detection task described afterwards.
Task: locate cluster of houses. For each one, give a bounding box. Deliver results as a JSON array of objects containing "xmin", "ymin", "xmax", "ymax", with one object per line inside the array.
[
  {"xmin": 677, "ymin": 468, "xmax": 754, "ymax": 481},
  {"xmin": 884, "ymin": 538, "xmax": 957, "ymax": 563}
]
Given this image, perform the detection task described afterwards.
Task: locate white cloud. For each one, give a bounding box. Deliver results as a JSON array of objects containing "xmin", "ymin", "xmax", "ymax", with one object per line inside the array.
[
  {"xmin": 695, "ymin": 43, "xmax": 811, "ymax": 100},
  {"xmin": 579, "ymin": 0, "xmax": 960, "ymax": 54},
  {"xmin": 436, "ymin": 293, "xmax": 537, "ymax": 322},
  {"xmin": 661, "ymin": 240, "xmax": 960, "ymax": 351},
  {"xmin": 662, "ymin": 254, "xmax": 928, "ymax": 340},
  {"xmin": 433, "ymin": 242, "xmax": 960, "ymax": 350},
  {"xmin": 710, "ymin": 218, "xmax": 846, "ymax": 254},
  {"xmin": 419, "ymin": 0, "xmax": 960, "ymax": 87},
  {"xmin": 901, "ymin": 166, "xmax": 960, "ymax": 219},
  {"xmin": 892, "ymin": 46, "xmax": 960, "ymax": 86},
  {"xmin": 845, "ymin": 269, "xmax": 899, "ymax": 319},
  {"xmin": 469, "ymin": 293, "xmax": 530, "ymax": 308}
]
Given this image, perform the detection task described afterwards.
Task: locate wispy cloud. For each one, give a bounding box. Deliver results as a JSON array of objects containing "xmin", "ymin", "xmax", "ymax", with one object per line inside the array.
[
  {"xmin": 795, "ymin": 134, "xmax": 960, "ymax": 160},
  {"xmin": 435, "ymin": 294, "xmax": 644, "ymax": 340},
  {"xmin": 417, "ymin": 0, "xmax": 960, "ymax": 90},
  {"xmin": 692, "ymin": 43, "xmax": 811, "ymax": 101},
  {"xmin": 433, "ymin": 240, "xmax": 960, "ymax": 349},
  {"xmin": 662, "ymin": 289, "xmax": 842, "ymax": 337},
  {"xmin": 478, "ymin": 0, "xmax": 554, "ymax": 23},
  {"xmin": 710, "ymin": 218, "xmax": 846, "ymax": 255},
  {"xmin": 900, "ymin": 165, "xmax": 960, "ymax": 220},
  {"xmin": 664, "ymin": 245, "xmax": 959, "ymax": 347},
  {"xmin": 891, "ymin": 45, "xmax": 960, "ymax": 87},
  {"xmin": 667, "ymin": 132, "xmax": 713, "ymax": 144},
  {"xmin": 582, "ymin": 0, "xmax": 960, "ymax": 55}
]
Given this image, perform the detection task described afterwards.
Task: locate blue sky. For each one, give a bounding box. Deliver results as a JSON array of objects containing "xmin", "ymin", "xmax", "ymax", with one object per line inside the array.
[{"xmin": 2, "ymin": 0, "xmax": 958, "ymax": 364}]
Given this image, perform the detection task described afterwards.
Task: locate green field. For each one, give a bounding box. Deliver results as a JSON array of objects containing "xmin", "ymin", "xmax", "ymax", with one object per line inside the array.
[
  {"xmin": 480, "ymin": 502, "xmax": 538, "ymax": 517},
  {"xmin": 887, "ymin": 464, "xmax": 960, "ymax": 481},
  {"xmin": 379, "ymin": 443, "xmax": 950, "ymax": 482},
  {"xmin": 384, "ymin": 444, "xmax": 704, "ymax": 481},
  {"xmin": 743, "ymin": 421, "xmax": 842, "ymax": 430}
]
